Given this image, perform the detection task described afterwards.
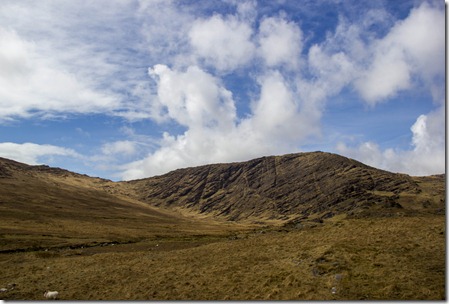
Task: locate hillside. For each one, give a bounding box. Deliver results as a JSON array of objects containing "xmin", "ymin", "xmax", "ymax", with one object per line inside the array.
[
  {"xmin": 0, "ymin": 157, "xmax": 245, "ymax": 253},
  {"xmin": 0, "ymin": 153, "xmax": 445, "ymax": 300},
  {"xmin": 126, "ymin": 151, "xmax": 444, "ymax": 223}
]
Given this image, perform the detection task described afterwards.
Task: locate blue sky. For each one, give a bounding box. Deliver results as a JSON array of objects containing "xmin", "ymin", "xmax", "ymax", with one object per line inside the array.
[{"xmin": 0, "ymin": 0, "xmax": 445, "ymax": 180}]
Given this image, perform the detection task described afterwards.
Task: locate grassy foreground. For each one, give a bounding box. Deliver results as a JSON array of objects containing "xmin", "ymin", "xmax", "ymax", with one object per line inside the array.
[{"xmin": 0, "ymin": 215, "xmax": 444, "ymax": 300}]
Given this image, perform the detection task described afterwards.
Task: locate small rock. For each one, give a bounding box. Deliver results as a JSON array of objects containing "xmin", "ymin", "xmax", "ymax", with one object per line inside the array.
[
  {"xmin": 311, "ymin": 268, "xmax": 320, "ymax": 277},
  {"xmin": 335, "ymin": 273, "xmax": 343, "ymax": 281},
  {"xmin": 331, "ymin": 286, "xmax": 337, "ymax": 294},
  {"xmin": 0, "ymin": 288, "xmax": 8, "ymax": 292},
  {"xmin": 7, "ymin": 283, "xmax": 16, "ymax": 290}
]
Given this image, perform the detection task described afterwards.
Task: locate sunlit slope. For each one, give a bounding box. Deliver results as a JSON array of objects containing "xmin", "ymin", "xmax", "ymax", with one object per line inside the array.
[
  {"xmin": 0, "ymin": 158, "xmax": 243, "ymax": 252},
  {"xmin": 0, "ymin": 154, "xmax": 445, "ymax": 300}
]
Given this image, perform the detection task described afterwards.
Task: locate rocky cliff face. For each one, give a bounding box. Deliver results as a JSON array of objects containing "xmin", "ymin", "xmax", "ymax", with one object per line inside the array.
[
  {"xmin": 127, "ymin": 152, "xmax": 421, "ymax": 222},
  {"xmin": 1, "ymin": 152, "xmax": 442, "ymax": 223}
]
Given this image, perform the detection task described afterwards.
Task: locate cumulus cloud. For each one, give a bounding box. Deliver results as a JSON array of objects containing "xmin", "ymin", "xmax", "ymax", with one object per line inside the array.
[
  {"xmin": 1, "ymin": 1, "xmax": 444, "ymax": 180},
  {"xmin": 122, "ymin": 64, "xmax": 244, "ymax": 179},
  {"xmin": 234, "ymin": 0, "xmax": 258, "ymax": 21},
  {"xmin": 249, "ymin": 71, "xmax": 315, "ymax": 142},
  {"xmin": 355, "ymin": 2, "xmax": 444, "ymax": 105},
  {"xmin": 304, "ymin": 44, "xmax": 356, "ymax": 101},
  {"xmin": 410, "ymin": 106, "xmax": 445, "ymax": 159},
  {"xmin": 297, "ymin": 1, "xmax": 445, "ymax": 177},
  {"xmin": 189, "ymin": 14, "xmax": 255, "ymax": 71},
  {"xmin": 0, "ymin": 142, "xmax": 80, "ymax": 165},
  {"xmin": 121, "ymin": 65, "xmax": 323, "ymax": 180},
  {"xmin": 148, "ymin": 64, "xmax": 237, "ymax": 129},
  {"xmin": 356, "ymin": 46, "xmax": 412, "ymax": 103},
  {"xmin": 119, "ymin": 1, "xmax": 444, "ymax": 180},
  {"xmin": 336, "ymin": 105, "xmax": 445, "ymax": 176},
  {"xmin": 258, "ymin": 16, "xmax": 303, "ymax": 68},
  {"xmin": 137, "ymin": 0, "xmax": 194, "ymax": 67}
]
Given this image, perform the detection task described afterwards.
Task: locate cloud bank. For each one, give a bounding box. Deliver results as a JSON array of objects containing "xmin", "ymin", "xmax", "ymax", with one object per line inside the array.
[
  {"xmin": 120, "ymin": 1, "xmax": 444, "ymax": 179},
  {"xmin": 0, "ymin": 1, "xmax": 444, "ymax": 180},
  {"xmin": 0, "ymin": 142, "xmax": 79, "ymax": 165}
]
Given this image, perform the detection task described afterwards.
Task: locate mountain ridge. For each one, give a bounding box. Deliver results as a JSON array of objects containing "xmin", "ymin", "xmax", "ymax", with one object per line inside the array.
[
  {"xmin": 125, "ymin": 151, "xmax": 444, "ymax": 222},
  {"xmin": 0, "ymin": 152, "xmax": 445, "ymax": 301},
  {"xmin": 0, "ymin": 152, "xmax": 444, "ymax": 224}
]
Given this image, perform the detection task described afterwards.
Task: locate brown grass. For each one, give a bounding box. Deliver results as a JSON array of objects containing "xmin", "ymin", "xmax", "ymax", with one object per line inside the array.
[
  {"xmin": 0, "ymin": 160, "xmax": 444, "ymax": 300},
  {"xmin": 0, "ymin": 215, "xmax": 444, "ymax": 300},
  {"xmin": 0, "ymin": 173, "xmax": 248, "ymax": 253}
]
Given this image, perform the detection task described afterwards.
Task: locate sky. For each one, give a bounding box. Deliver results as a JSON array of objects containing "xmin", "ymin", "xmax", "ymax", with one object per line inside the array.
[{"xmin": 0, "ymin": 0, "xmax": 445, "ymax": 181}]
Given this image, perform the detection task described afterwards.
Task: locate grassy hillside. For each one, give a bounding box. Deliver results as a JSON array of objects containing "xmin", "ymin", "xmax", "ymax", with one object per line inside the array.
[
  {"xmin": 0, "ymin": 158, "xmax": 247, "ymax": 253},
  {"xmin": 0, "ymin": 155, "xmax": 445, "ymax": 300}
]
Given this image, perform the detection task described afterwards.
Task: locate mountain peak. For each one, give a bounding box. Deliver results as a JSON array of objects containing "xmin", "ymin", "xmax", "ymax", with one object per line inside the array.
[{"xmin": 127, "ymin": 151, "xmax": 431, "ymax": 222}]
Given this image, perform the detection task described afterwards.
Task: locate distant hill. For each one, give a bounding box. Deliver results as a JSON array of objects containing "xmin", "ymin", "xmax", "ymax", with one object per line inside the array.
[
  {"xmin": 126, "ymin": 151, "xmax": 445, "ymax": 222},
  {"xmin": 0, "ymin": 153, "xmax": 444, "ymax": 301},
  {"xmin": 0, "ymin": 152, "xmax": 445, "ymax": 227},
  {"xmin": 0, "ymin": 157, "xmax": 236, "ymax": 252},
  {"xmin": 0, "ymin": 157, "xmax": 98, "ymax": 179}
]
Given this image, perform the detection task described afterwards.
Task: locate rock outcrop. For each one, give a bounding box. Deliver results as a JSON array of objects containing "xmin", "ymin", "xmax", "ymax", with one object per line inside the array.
[{"xmin": 127, "ymin": 152, "xmax": 422, "ymax": 221}]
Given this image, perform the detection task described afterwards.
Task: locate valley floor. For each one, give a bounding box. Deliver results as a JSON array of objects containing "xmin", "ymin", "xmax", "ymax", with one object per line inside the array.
[{"xmin": 0, "ymin": 215, "xmax": 445, "ymax": 300}]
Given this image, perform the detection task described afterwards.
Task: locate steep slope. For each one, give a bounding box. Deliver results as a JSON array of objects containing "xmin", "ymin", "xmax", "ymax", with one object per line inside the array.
[
  {"xmin": 127, "ymin": 151, "xmax": 444, "ymax": 222},
  {"xmin": 0, "ymin": 158, "xmax": 241, "ymax": 252},
  {"xmin": 0, "ymin": 155, "xmax": 445, "ymax": 300}
]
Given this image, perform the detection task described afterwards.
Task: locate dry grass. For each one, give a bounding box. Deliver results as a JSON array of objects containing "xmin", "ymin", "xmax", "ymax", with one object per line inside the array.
[
  {"xmin": 0, "ymin": 215, "xmax": 444, "ymax": 300},
  {"xmin": 0, "ymin": 173, "xmax": 248, "ymax": 253},
  {"xmin": 0, "ymin": 160, "xmax": 444, "ymax": 300}
]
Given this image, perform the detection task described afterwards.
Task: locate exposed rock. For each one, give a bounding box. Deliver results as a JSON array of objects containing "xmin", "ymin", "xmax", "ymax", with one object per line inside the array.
[
  {"xmin": 127, "ymin": 152, "xmax": 424, "ymax": 221},
  {"xmin": 1, "ymin": 152, "xmax": 444, "ymax": 223}
]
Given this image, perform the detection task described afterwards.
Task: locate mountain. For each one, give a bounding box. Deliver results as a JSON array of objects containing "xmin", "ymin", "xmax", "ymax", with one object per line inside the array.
[
  {"xmin": 0, "ymin": 157, "xmax": 240, "ymax": 252},
  {"xmin": 0, "ymin": 152, "xmax": 444, "ymax": 227},
  {"xmin": 0, "ymin": 153, "xmax": 445, "ymax": 300},
  {"xmin": 126, "ymin": 151, "xmax": 445, "ymax": 223}
]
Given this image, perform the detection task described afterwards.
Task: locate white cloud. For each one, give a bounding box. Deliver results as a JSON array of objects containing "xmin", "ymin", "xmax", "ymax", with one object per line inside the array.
[
  {"xmin": 101, "ymin": 141, "xmax": 137, "ymax": 156},
  {"xmin": 148, "ymin": 64, "xmax": 237, "ymax": 129},
  {"xmin": 355, "ymin": 46, "xmax": 411, "ymax": 104},
  {"xmin": 0, "ymin": 142, "xmax": 80, "ymax": 165},
  {"xmin": 392, "ymin": 2, "xmax": 445, "ymax": 83},
  {"xmin": 336, "ymin": 106, "xmax": 445, "ymax": 176},
  {"xmin": 410, "ymin": 106, "xmax": 445, "ymax": 158},
  {"xmin": 122, "ymin": 65, "xmax": 243, "ymax": 179},
  {"xmin": 189, "ymin": 14, "xmax": 255, "ymax": 71},
  {"xmin": 0, "ymin": 1, "xmax": 159, "ymax": 122},
  {"xmin": 121, "ymin": 66, "xmax": 324, "ymax": 180},
  {"xmin": 306, "ymin": 44, "xmax": 356, "ymax": 98},
  {"xmin": 1, "ymin": 1, "xmax": 444, "ymax": 181},
  {"xmin": 336, "ymin": 141, "xmax": 396, "ymax": 172},
  {"xmin": 234, "ymin": 0, "xmax": 258, "ymax": 21},
  {"xmin": 250, "ymin": 71, "xmax": 314, "ymax": 142},
  {"xmin": 137, "ymin": 0, "xmax": 194, "ymax": 67},
  {"xmin": 0, "ymin": 27, "xmax": 119, "ymax": 120},
  {"xmin": 120, "ymin": 125, "xmax": 279, "ymax": 180},
  {"xmin": 355, "ymin": 2, "xmax": 444, "ymax": 105},
  {"xmin": 258, "ymin": 16, "xmax": 303, "ymax": 68},
  {"xmin": 119, "ymin": 2, "xmax": 445, "ymax": 180},
  {"xmin": 332, "ymin": 2, "xmax": 445, "ymax": 176}
]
